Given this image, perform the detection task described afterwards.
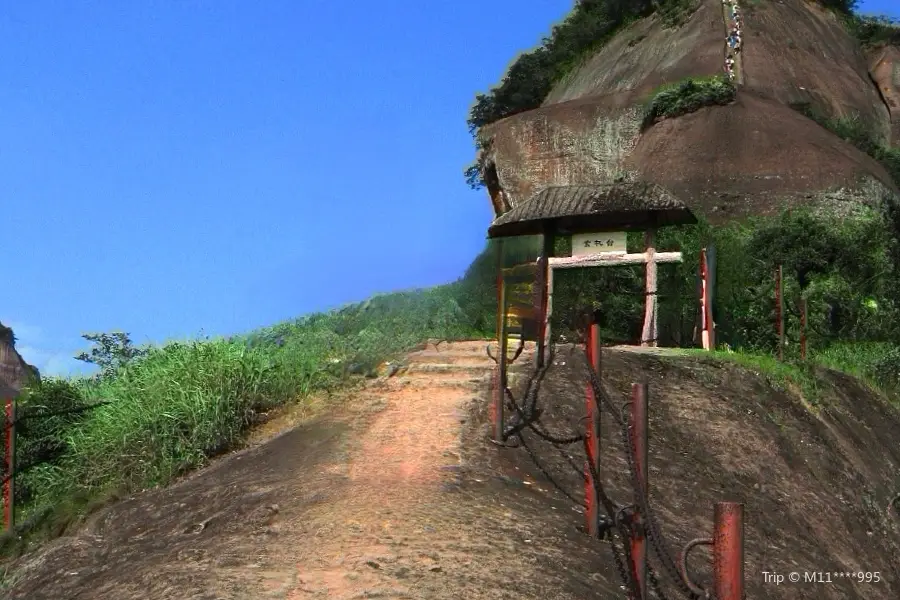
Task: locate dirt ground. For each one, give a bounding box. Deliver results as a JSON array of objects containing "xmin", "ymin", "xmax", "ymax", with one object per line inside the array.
[{"xmin": 3, "ymin": 342, "xmax": 899, "ymax": 599}]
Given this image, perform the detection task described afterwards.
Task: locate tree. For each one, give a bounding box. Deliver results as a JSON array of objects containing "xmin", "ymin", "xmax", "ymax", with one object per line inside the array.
[{"xmin": 75, "ymin": 331, "xmax": 149, "ymax": 377}]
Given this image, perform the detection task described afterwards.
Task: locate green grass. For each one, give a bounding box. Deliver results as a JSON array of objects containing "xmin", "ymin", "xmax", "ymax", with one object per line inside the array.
[
  {"xmin": 641, "ymin": 75, "xmax": 736, "ymax": 131},
  {"xmin": 811, "ymin": 342, "xmax": 900, "ymax": 401},
  {"xmin": 676, "ymin": 342, "xmax": 900, "ymax": 408},
  {"xmin": 1, "ymin": 283, "xmax": 495, "ymax": 556},
  {"xmin": 677, "ymin": 348, "xmax": 822, "ymax": 404}
]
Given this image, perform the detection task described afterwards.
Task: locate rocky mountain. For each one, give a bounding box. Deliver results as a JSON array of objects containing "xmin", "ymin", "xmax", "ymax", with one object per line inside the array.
[
  {"xmin": 0, "ymin": 322, "xmax": 39, "ymax": 397},
  {"xmin": 476, "ymin": 0, "xmax": 899, "ymax": 224}
]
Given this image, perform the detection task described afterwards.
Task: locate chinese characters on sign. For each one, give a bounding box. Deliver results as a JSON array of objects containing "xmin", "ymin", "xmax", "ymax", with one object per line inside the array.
[{"xmin": 571, "ymin": 232, "xmax": 627, "ymax": 256}]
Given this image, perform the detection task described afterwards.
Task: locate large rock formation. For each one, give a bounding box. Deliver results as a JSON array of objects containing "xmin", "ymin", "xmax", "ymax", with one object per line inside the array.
[
  {"xmin": 0, "ymin": 323, "xmax": 39, "ymax": 397},
  {"xmin": 478, "ymin": 0, "xmax": 899, "ymax": 225},
  {"xmin": 868, "ymin": 44, "xmax": 900, "ymax": 145}
]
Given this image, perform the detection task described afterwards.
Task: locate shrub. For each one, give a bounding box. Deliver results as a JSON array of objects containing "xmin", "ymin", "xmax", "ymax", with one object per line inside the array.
[
  {"xmin": 74, "ymin": 331, "xmax": 149, "ymax": 379},
  {"xmin": 465, "ymin": 0, "xmax": 703, "ymax": 188},
  {"xmin": 3, "ymin": 379, "xmax": 96, "ymax": 507},
  {"xmin": 845, "ymin": 13, "xmax": 900, "ymax": 48},
  {"xmin": 641, "ymin": 75, "xmax": 736, "ymax": 130},
  {"xmin": 539, "ymin": 206, "xmax": 900, "ymax": 355}
]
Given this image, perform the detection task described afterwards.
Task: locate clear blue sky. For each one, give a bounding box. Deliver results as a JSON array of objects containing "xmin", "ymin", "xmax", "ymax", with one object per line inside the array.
[{"xmin": 1, "ymin": 1, "xmax": 895, "ymax": 376}]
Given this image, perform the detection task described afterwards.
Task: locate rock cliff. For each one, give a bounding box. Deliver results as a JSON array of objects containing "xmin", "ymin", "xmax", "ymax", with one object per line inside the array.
[
  {"xmin": 477, "ymin": 0, "xmax": 900, "ymax": 224},
  {"xmin": 0, "ymin": 323, "xmax": 39, "ymax": 397}
]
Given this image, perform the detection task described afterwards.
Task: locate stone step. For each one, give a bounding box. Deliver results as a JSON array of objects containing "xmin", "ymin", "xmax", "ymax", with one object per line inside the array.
[
  {"xmin": 384, "ymin": 375, "xmax": 489, "ymax": 390},
  {"xmin": 406, "ymin": 362, "xmax": 496, "ymax": 374},
  {"xmin": 406, "ymin": 351, "xmax": 496, "ymax": 365}
]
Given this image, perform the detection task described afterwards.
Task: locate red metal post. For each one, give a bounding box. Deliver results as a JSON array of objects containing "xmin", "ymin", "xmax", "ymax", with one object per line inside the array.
[
  {"xmin": 3, "ymin": 396, "xmax": 14, "ymax": 531},
  {"xmin": 630, "ymin": 383, "xmax": 649, "ymax": 599},
  {"xmin": 713, "ymin": 502, "xmax": 745, "ymax": 600},
  {"xmin": 775, "ymin": 265, "xmax": 784, "ymax": 361},
  {"xmin": 584, "ymin": 318, "xmax": 602, "ymax": 537},
  {"xmin": 799, "ymin": 296, "xmax": 807, "ymax": 361}
]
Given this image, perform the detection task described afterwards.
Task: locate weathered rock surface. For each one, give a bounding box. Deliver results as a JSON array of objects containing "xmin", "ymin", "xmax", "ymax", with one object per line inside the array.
[
  {"xmin": 868, "ymin": 44, "xmax": 900, "ymax": 145},
  {"xmin": 0, "ymin": 323, "xmax": 39, "ymax": 397},
  {"xmin": 480, "ymin": 0, "xmax": 899, "ymax": 225}
]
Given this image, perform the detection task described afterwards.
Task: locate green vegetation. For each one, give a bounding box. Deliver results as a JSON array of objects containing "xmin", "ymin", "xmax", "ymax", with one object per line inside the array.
[
  {"xmin": 678, "ymin": 348, "xmax": 822, "ymax": 404},
  {"xmin": 679, "ymin": 341, "xmax": 900, "ymax": 408},
  {"xmin": 465, "ymin": 0, "xmax": 702, "ymax": 189},
  {"xmin": 812, "ymin": 342, "xmax": 900, "ymax": 396},
  {"xmin": 74, "ymin": 331, "xmax": 149, "ymax": 379},
  {"xmin": 844, "ymin": 13, "xmax": 900, "ymax": 48},
  {"xmin": 640, "ymin": 75, "xmax": 735, "ymax": 130},
  {"xmin": 548, "ymin": 206, "xmax": 900, "ymax": 393}
]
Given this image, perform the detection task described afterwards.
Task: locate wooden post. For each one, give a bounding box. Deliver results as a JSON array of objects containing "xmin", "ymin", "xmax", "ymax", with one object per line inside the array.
[
  {"xmin": 700, "ymin": 248, "xmax": 716, "ymax": 350},
  {"xmin": 584, "ymin": 315, "xmax": 602, "ymax": 537},
  {"xmin": 4, "ymin": 396, "xmax": 15, "ymax": 531},
  {"xmin": 775, "ymin": 265, "xmax": 784, "ymax": 361},
  {"xmin": 535, "ymin": 231, "xmax": 554, "ymax": 369},
  {"xmin": 493, "ymin": 240, "xmax": 507, "ymax": 442},
  {"xmin": 543, "ymin": 264, "xmax": 554, "ymax": 367},
  {"xmin": 550, "ymin": 249, "xmax": 681, "ymax": 349},
  {"xmin": 630, "ymin": 383, "xmax": 649, "ymax": 599},
  {"xmin": 641, "ymin": 229, "xmax": 658, "ymax": 347}
]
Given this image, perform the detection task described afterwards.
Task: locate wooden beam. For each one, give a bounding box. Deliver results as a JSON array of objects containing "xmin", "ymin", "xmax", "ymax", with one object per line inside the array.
[
  {"xmin": 641, "ymin": 229, "xmax": 658, "ymax": 347},
  {"xmin": 549, "ymin": 252, "xmax": 682, "ymax": 269}
]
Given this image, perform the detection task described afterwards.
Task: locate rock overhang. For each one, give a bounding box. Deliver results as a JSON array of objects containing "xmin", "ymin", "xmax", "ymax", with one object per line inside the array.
[{"xmin": 476, "ymin": 0, "xmax": 899, "ymax": 227}]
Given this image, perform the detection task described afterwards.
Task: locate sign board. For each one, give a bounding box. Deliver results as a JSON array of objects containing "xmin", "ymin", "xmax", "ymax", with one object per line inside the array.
[{"xmin": 571, "ymin": 231, "xmax": 627, "ymax": 256}]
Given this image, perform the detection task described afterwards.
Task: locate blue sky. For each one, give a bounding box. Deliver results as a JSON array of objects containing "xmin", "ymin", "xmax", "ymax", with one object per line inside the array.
[{"xmin": 1, "ymin": 1, "xmax": 896, "ymax": 376}]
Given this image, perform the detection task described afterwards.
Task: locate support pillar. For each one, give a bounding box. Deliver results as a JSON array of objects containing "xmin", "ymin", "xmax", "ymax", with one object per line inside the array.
[
  {"xmin": 584, "ymin": 316, "xmax": 602, "ymax": 537},
  {"xmin": 630, "ymin": 383, "xmax": 649, "ymax": 599},
  {"xmin": 492, "ymin": 239, "xmax": 508, "ymax": 442},
  {"xmin": 713, "ymin": 502, "xmax": 745, "ymax": 600},
  {"xmin": 641, "ymin": 229, "xmax": 658, "ymax": 347},
  {"xmin": 535, "ymin": 231, "xmax": 554, "ymax": 369}
]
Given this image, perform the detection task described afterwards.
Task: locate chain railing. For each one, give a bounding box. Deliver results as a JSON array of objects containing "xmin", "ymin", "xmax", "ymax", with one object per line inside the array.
[{"xmin": 489, "ymin": 313, "xmax": 746, "ymax": 599}]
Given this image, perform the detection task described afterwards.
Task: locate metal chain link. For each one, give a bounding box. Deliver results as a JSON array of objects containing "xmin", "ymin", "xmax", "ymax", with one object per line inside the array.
[
  {"xmin": 515, "ymin": 429, "xmax": 581, "ymax": 506},
  {"xmin": 496, "ymin": 335, "xmax": 704, "ymax": 599}
]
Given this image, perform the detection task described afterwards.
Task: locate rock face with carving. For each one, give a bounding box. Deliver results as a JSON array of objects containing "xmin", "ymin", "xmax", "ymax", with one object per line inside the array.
[
  {"xmin": 477, "ymin": 0, "xmax": 899, "ymax": 225},
  {"xmin": 0, "ymin": 323, "xmax": 39, "ymax": 397}
]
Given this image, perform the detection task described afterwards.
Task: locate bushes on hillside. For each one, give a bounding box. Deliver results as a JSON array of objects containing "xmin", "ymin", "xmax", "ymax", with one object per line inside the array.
[
  {"xmin": 641, "ymin": 75, "xmax": 735, "ymax": 130},
  {"xmin": 845, "ymin": 13, "xmax": 900, "ymax": 48},
  {"xmin": 465, "ymin": 0, "xmax": 703, "ymax": 188},
  {"xmin": 3, "ymin": 379, "xmax": 96, "ymax": 508}
]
